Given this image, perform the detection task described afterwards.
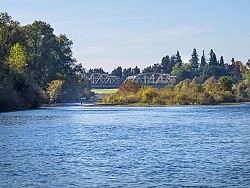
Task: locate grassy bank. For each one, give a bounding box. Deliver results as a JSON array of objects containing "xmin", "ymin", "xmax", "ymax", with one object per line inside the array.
[{"xmin": 91, "ymin": 88, "xmax": 118, "ymax": 95}]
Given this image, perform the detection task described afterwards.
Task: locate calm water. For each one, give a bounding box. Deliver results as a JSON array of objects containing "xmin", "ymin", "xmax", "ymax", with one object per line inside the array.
[{"xmin": 0, "ymin": 104, "xmax": 249, "ymax": 187}]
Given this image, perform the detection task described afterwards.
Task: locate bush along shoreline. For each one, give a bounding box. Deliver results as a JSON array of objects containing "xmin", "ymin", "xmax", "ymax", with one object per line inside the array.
[{"xmin": 103, "ymin": 74, "xmax": 250, "ymax": 106}]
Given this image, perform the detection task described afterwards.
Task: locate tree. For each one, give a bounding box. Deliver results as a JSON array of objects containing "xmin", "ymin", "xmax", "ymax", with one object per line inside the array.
[
  {"xmin": 47, "ymin": 80, "xmax": 63, "ymax": 103},
  {"xmin": 231, "ymin": 58, "xmax": 235, "ymax": 64},
  {"xmin": 161, "ymin": 55, "xmax": 171, "ymax": 73},
  {"xmin": 219, "ymin": 76, "xmax": 233, "ymax": 91},
  {"xmin": 170, "ymin": 55, "xmax": 177, "ymax": 68},
  {"xmin": 0, "ymin": 12, "xmax": 90, "ymax": 111},
  {"xmin": 122, "ymin": 68, "xmax": 133, "ymax": 79},
  {"xmin": 175, "ymin": 50, "xmax": 182, "ymax": 65},
  {"xmin": 219, "ymin": 56, "xmax": 225, "ymax": 67},
  {"xmin": 118, "ymin": 80, "xmax": 138, "ymax": 94},
  {"xmin": 111, "ymin": 66, "xmax": 122, "ymax": 78},
  {"xmin": 132, "ymin": 66, "xmax": 140, "ymax": 75},
  {"xmin": 6, "ymin": 43, "xmax": 27, "ymax": 74},
  {"xmin": 141, "ymin": 87, "xmax": 158, "ymax": 105},
  {"xmin": 209, "ymin": 49, "xmax": 218, "ymax": 66},
  {"xmin": 200, "ymin": 50, "xmax": 206, "ymax": 67},
  {"xmin": 190, "ymin": 48, "xmax": 199, "ymax": 68},
  {"xmin": 0, "ymin": 12, "xmax": 23, "ymax": 63},
  {"xmin": 230, "ymin": 61, "xmax": 244, "ymax": 82}
]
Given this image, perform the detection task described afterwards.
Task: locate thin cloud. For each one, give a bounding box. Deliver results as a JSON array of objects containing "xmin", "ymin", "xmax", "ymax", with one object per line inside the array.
[{"xmin": 150, "ymin": 26, "xmax": 214, "ymax": 38}]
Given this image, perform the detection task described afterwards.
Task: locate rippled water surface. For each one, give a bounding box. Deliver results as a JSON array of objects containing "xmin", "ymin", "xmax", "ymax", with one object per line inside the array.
[{"xmin": 0, "ymin": 103, "xmax": 250, "ymax": 187}]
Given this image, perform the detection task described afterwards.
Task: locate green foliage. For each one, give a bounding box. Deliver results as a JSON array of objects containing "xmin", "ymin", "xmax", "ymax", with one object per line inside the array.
[
  {"xmin": 0, "ymin": 12, "xmax": 90, "ymax": 111},
  {"xmin": 141, "ymin": 87, "xmax": 158, "ymax": 105},
  {"xmin": 47, "ymin": 80, "xmax": 63, "ymax": 103},
  {"xmin": 104, "ymin": 74, "xmax": 249, "ymax": 106},
  {"xmin": 200, "ymin": 50, "xmax": 206, "ymax": 67},
  {"xmin": 6, "ymin": 43, "xmax": 27, "ymax": 74},
  {"xmin": 111, "ymin": 66, "xmax": 122, "ymax": 78},
  {"xmin": 209, "ymin": 49, "xmax": 218, "ymax": 66},
  {"xmin": 219, "ymin": 76, "xmax": 233, "ymax": 91}
]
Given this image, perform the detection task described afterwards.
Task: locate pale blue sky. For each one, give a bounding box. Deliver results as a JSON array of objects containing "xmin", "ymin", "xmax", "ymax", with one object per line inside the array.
[{"xmin": 1, "ymin": 0, "xmax": 250, "ymax": 71}]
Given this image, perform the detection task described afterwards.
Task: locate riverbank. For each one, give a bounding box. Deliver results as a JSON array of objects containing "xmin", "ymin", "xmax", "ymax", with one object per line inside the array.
[{"xmin": 1, "ymin": 100, "xmax": 249, "ymax": 113}]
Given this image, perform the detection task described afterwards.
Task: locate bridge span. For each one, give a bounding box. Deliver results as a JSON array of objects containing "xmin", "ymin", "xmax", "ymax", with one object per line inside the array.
[
  {"xmin": 89, "ymin": 73, "xmax": 121, "ymax": 88},
  {"xmin": 88, "ymin": 73, "xmax": 176, "ymax": 88},
  {"xmin": 124, "ymin": 73, "xmax": 176, "ymax": 87}
]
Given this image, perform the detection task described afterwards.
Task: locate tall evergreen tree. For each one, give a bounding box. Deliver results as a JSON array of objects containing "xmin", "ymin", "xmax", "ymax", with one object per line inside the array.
[
  {"xmin": 231, "ymin": 58, "xmax": 235, "ymax": 64},
  {"xmin": 170, "ymin": 55, "xmax": 177, "ymax": 68},
  {"xmin": 190, "ymin": 48, "xmax": 199, "ymax": 68},
  {"xmin": 209, "ymin": 49, "xmax": 218, "ymax": 66},
  {"xmin": 200, "ymin": 50, "xmax": 206, "ymax": 67},
  {"xmin": 161, "ymin": 55, "xmax": 171, "ymax": 73},
  {"xmin": 175, "ymin": 50, "xmax": 182, "ymax": 65},
  {"xmin": 219, "ymin": 56, "xmax": 225, "ymax": 67}
]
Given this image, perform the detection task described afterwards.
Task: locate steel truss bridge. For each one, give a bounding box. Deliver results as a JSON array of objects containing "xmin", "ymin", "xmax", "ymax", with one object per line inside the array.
[
  {"xmin": 88, "ymin": 73, "xmax": 176, "ymax": 88},
  {"xmin": 89, "ymin": 73, "xmax": 121, "ymax": 88},
  {"xmin": 124, "ymin": 73, "xmax": 176, "ymax": 87}
]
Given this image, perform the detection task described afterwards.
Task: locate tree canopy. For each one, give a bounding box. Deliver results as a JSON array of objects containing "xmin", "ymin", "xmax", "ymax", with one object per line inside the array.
[{"xmin": 0, "ymin": 12, "xmax": 89, "ymax": 111}]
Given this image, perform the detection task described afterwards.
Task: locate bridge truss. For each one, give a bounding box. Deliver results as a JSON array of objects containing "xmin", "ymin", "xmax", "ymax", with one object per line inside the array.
[
  {"xmin": 89, "ymin": 73, "xmax": 176, "ymax": 88},
  {"xmin": 124, "ymin": 73, "xmax": 176, "ymax": 87},
  {"xmin": 89, "ymin": 73, "xmax": 121, "ymax": 88}
]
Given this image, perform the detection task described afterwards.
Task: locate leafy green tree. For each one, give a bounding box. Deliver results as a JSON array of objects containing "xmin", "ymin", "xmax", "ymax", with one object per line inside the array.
[
  {"xmin": 204, "ymin": 76, "xmax": 218, "ymax": 94},
  {"xmin": 6, "ymin": 43, "xmax": 27, "ymax": 74},
  {"xmin": 141, "ymin": 87, "xmax": 158, "ymax": 105},
  {"xmin": 0, "ymin": 12, "xmax": 24, "ymax": 63},
  {"xmin": 47, "ymin": 80, "xmax": 63, "ymax": 103},
  {"xmin": 219, "ymin": 76, "xmax": 233, "ymax": 91}
]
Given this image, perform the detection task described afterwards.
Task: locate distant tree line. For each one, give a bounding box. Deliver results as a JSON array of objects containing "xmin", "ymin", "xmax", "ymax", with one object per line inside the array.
[
  {"xmin": 101, "ymin": 49, "xmax": 248, "ymax": 86},
  {"xmin": 103, "ymin": 50, "xmax": 250, "ymax": 105},
  {"xmin": 0, "ymin": 12, "xmax": 90, "ymax": 111}
]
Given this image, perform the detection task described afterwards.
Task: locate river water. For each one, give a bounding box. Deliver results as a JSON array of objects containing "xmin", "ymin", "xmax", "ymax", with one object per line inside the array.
[{"xmin": 0, "ymin": 103, "xmax": 249, "ymax": 187}]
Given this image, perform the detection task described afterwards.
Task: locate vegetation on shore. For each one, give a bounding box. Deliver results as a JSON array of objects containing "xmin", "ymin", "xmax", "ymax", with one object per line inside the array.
[
  {"xmin": 103, "ymin": 55, "xmax": 250, "ymax": 105},
  {"xmin": 0, "ymin": 12, "xmax": 90, "ymax": 112},
  {"xmin": 103, "ymin": 75, "xmax": 250, "ymax": 106}
]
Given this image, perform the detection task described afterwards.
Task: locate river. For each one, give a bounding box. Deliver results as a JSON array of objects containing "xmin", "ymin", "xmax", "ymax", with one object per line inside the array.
[{"xmin": 0, "ymin": 103, "xmax": 249, "ymax": 187}]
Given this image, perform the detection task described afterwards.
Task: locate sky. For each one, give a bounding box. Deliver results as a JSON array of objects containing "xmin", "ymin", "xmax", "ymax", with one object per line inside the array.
[{"xmin": 1, "ymin": 0, "xmax": 250, "ymax": 72}]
